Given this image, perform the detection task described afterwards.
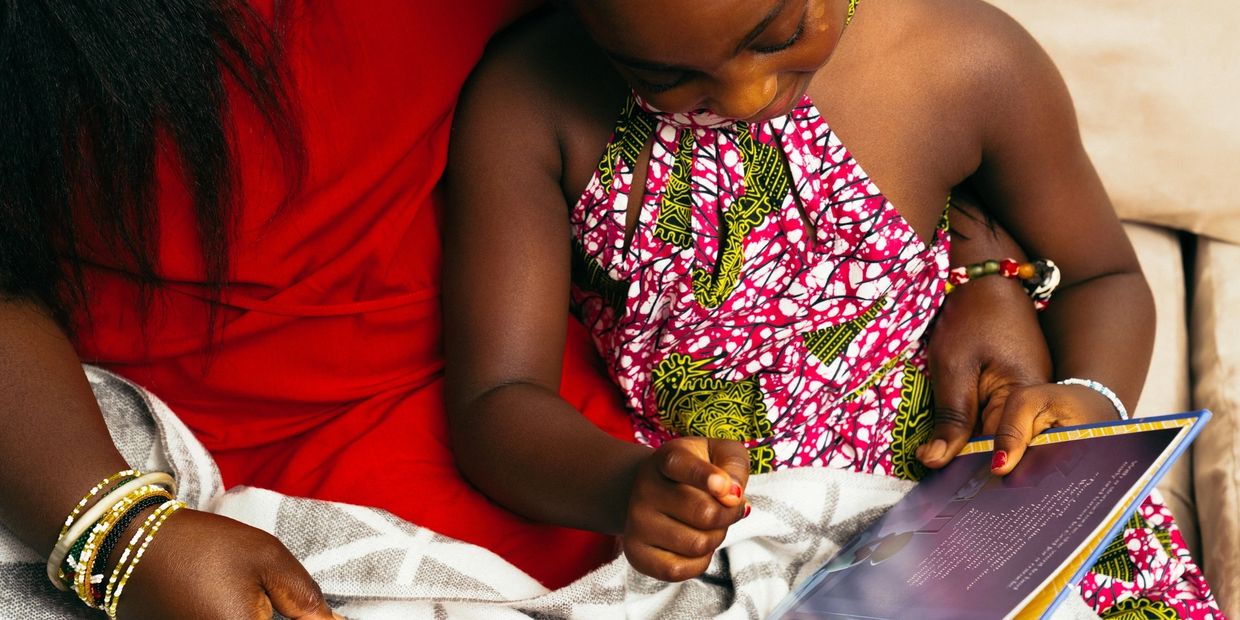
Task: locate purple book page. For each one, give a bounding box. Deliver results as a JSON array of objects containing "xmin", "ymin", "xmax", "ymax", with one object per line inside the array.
[{"xmin": 777, "ymin": 428, "xmax": 1180, "ymax": 620}]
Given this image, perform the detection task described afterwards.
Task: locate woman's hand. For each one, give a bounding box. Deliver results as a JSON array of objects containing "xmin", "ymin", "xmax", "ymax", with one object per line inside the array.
[
  {"xmin": 984, "ymin": 382, "xmax": 1124, "ymax": 475},
  {"xmin": 622, "ymin": 437, "xmax": 750, "ymax": 582},
  {"xmin": 113, "ymin": 509, "xmax": 340, "ymax": 620},
  {"xmin": 918, "ymin": 275, "xmax": 1053, "ymax": 470}
]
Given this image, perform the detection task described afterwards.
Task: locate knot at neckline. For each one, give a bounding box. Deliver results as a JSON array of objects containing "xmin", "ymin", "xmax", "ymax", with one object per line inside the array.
[{"xmin": 631, "ymin": 93, "xmax": 741, "ymax": 131}]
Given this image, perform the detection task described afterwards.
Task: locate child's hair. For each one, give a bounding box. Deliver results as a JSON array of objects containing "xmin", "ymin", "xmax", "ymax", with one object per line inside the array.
[{"xmin": 0, "ymin": 0, "xmax": 303, "ymax": 330}]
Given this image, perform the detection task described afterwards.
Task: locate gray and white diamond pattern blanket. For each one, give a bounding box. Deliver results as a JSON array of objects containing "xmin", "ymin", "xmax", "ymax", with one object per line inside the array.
[{"xmin": 0, "ymin": 367, "xmax": 1099, "ymax": 619}]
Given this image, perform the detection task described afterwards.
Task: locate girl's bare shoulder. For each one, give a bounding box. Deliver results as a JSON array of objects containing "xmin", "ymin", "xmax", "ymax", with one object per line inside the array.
[
  {"xmin": 453, "ymin": 10, "xmax": 630, "ymax": 199},
  {"xmin": 458, "ymin": 10, "xmax": 628, "ymax": 145}
]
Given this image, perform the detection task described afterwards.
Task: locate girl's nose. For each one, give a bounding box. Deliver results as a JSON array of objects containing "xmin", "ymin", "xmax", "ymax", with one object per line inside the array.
[{"xmin": 707, "ymin": 70, "xmax": 779, "ymax": 121}]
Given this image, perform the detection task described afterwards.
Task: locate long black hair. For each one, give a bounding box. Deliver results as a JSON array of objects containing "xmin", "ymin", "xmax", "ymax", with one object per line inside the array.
[{"xmin": 0, "ymin": 0, "xmax": 302, "ymax": 330}]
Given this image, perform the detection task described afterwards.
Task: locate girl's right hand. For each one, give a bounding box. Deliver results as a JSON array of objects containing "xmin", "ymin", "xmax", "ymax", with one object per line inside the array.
[
  {"xmin": 112, "ymin": 508, "xmax": 340, "ymax": 620},
  {"xmin": 622, "ymin": 437, "xmax": 751, "ymax": 582}
]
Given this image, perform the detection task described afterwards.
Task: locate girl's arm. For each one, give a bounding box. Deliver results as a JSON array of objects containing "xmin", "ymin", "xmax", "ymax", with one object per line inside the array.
[
  {"xmin": 919, "ymin": 192, "xmax": 1054, "ymax": 469},
  {"xmin": 443, "ymin": 30, "xmax": 749, "ymax": 581},
  {"xmin": 442, "ymin": 42, "xmax": 645, "ymax": 533},
  {"xmin": 966, "ymin": 8, "xmax": 1155, "ymax": 471}
]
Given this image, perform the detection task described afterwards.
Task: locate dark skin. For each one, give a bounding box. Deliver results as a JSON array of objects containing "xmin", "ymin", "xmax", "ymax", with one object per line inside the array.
[
  {"xmin": 0, "ymin": 301, "xmax": 340, "ymax": 620},
  {"xmin": 445, "ymin": 0, "xmax": 1154, "ymax": 582}
]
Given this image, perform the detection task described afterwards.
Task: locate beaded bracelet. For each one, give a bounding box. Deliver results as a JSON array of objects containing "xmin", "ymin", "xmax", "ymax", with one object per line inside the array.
[
  {"xmin": 101, "ymin": 498, "xmax": 180, "ymax": 613},
  {"xmin": 1058, "ymin": 378, "xmax": 1130, "ymax": 420},
  {"xmin": 86, "ymin": 494, "xmax": 171, "ymax": 607},
  {"xmin": 46, "ymin": 469, "xmax": 139, "ymax": 589},
  {"xmin": 105, "ymin": 500, "xmax": 185, "ymax": 620},
  {"xmin": 945, "ymin": 258, "xmax": 1061, "ymax": 310},
  {"xmin": 50, "ymin": 471, "xmax": 176, "ymax": 591},
  {"xmin": 72, "ymin": 484, "xmax": 173, "ymax": 606},
  {"xmin": 57, "ymin": 473, "xmax": 175, "ymax": 590}
]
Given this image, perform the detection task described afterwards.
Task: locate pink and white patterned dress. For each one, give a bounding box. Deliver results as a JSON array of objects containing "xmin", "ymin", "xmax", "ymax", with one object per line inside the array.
[
  {"xmin": 571, "ymin": 96, "xmax": 946, "ymax": 479},
  {"xmin": 568, "ymin": 95, "xmax": 1223, "ymax": 619}
]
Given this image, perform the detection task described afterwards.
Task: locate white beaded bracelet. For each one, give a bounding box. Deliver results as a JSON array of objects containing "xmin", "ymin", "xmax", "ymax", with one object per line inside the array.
[{"xmin": 1057, "ymin": 378, "xmax": 1129, "ymax": 421}]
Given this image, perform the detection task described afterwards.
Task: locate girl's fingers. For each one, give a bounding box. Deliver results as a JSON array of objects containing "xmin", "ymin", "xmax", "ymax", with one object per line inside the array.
[
  {"xmin": 989, "ymin": 388, "xmax": 1057, "ymax": 476},
  {"xmin": 707, "ymin": 438, "xmax": 751, "ymax": 506},
  {"xmin": 622, "ymin": 521, "xmax": 719, "ymax": 582},
  {"xmin": 988, "ymin": 383, "xmax": 1122, "ymax": 476},
  {"xmin": 657, "ymin": 482, "xmax": 748, "ymax": 531},
  {"xmin": 624, "ymin": 538, "xmax": 714, "ymax": 582},
  {"xmin": 655, "ymin": 439, "xmax": 743, "ymax": 502}
]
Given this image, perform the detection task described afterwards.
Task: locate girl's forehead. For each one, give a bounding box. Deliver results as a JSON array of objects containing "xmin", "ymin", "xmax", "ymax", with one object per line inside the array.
[{"xmin": 575, "ymin": 0, "xmax": 791, "ymax": 67}]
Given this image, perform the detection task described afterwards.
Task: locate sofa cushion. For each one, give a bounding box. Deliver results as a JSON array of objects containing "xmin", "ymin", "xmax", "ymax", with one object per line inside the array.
[
  {"xmin": 1124, "ymin": 223, "xmax": 1198, "ymax": 562},
  {"xmin": 1191, "ymin": 237, "xmax": 1240, "ymax": 618},
  {"xmin": 990, "ymin": 0, "xmax": 1240, "ymax": 244}
]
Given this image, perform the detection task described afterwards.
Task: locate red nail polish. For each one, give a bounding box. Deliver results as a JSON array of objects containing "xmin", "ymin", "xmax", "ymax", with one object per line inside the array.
[
  {"xmin": 731, "ymin": 483, "xmax": 743, "ymax": 498},
  {"xmin": 743, "ymin": 503, "xmax": 752, "ymax": 518},
  {"xmin": 991, "ymin": 450, "xmax": 1008, "ymax": 470}
]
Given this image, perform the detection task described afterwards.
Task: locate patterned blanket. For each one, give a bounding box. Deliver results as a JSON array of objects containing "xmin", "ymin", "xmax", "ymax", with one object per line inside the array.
[{"xmin": 0, "ymin": 367, "xmax": 1099, "ymax": 619}]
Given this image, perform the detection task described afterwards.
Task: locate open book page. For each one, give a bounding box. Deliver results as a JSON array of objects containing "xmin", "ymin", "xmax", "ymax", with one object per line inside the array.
[{"xmin": 772, "ymin": 412, "xmax": 1208, "ymax": 620}]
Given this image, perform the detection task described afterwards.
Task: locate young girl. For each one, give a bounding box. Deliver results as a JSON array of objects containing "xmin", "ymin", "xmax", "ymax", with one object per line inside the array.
[{"xmin": 444, "ymin": 0, "xmax": 1221, "ymax": 616}]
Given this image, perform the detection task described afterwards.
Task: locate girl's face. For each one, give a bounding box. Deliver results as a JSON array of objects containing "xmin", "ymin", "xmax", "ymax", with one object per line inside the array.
[{"xmin": 574, "ymin": 0, "xmax": 846, "ymax": 122}]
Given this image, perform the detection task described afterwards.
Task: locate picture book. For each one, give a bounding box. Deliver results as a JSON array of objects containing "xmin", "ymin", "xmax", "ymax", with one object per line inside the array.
[{"xmin": 769, "ymin": 410, "xmax": 1211, "ymax": 620}]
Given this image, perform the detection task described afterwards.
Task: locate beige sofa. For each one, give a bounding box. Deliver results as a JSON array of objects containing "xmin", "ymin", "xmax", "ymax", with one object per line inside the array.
[{"xmin": 990, "ymin": 2, "xmax": 1240, "ymax": 616}]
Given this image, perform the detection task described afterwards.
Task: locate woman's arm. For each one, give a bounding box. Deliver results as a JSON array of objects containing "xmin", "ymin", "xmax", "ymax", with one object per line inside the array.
[
  {"xmin": 0, "ymin": 300, "xmax": 336, "ymax": 619},
  {"xmin": 0, "ymin": 300, "xmax": 135, "ymax": 552},
  {"xmin": 965, "ymin": 8, "xmax": 1155, "ymax": 471}
]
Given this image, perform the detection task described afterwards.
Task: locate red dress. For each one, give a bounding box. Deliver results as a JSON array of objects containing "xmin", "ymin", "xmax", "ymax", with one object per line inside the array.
[{"xmin": 70, "ymin": 0, "xmax": 632, "ymax": 589}]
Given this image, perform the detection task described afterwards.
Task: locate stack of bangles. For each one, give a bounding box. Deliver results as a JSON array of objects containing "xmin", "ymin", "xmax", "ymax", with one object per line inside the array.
[
  {"xmin": 46, "ymin": 469, "xmax": 184, "ymax": 619},
  {"xmin": 945, "ymin": 258, "xmax": 1061, "ymax": 310}
]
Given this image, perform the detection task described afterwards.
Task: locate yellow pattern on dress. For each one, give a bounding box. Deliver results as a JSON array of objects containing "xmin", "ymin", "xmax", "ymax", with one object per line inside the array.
[
  {"xmin": 692, "ymin": 123, "xmax": 791, "ymax": 308},
  {"xmin": 890, "ymin": 361, "xmax": 934, "ymax": 481},
  {"xmin": 1100, "ymin": 597, "xmax": 1180, "ymax": 620},
  {"xmin": 1092, "ymin": 513, "xmax": 1177, "ymax": 583},
  {"xmin": 651, "ymin": 353, "xmax": 776, "ymax": 473},
  {"xmin": 655, "ymin": 130, "xmax": 696, "ymax": 249},
  {"xmin": 803, "ymin": 303, "xmax": 883, "ymax": 366},
  {"xmin": 598, "ymin": 99, "xmax": 656, "ymax": 191}
]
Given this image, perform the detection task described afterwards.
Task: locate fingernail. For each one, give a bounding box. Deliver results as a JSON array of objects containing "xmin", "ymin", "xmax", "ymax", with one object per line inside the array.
[
  {"xmin": 730, "ymin": 482, "xmax": 743, "ymax": 498},
  {"xmin": 991, "ymin": 450, "xmax": 1008, "ymax": 470},
  {"xmin": 743, "ymin": 503, "xmax": 752, "ymax": 518},
  {"xmin": 924, "ymin": 439, "xmax": 947, "ymax": 462}
]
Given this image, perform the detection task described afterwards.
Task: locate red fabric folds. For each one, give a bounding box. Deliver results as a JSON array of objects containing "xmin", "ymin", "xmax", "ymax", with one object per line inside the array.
[{"xmin": 71, "ymin": 0, "xmax": 635, "ymax": 588}]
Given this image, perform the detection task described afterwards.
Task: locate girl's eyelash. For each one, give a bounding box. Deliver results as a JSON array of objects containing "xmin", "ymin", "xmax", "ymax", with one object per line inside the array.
[
  {"xmin": 639, "ymin": 75, "xmax": 689, "ymax": 94},
  {"xmin": 754, "ymin": 17, "xmax": 806, "ymax": 54}
]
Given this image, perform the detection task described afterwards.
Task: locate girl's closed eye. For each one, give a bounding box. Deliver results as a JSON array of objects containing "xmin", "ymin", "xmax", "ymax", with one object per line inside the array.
[
  {"xmin": 752, "ymin": 2, "xmax": 808, "ymax": 54},
  {"xmin": 752, "ymin": 15, "xmax": 805, "ymax": 54},
  {"xmin": 632, "ymin": 70, "xmax": 691, "ymax": 94}
]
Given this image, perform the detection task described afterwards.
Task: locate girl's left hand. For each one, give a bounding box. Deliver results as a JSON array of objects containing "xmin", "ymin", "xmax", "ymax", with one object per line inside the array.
[{"xmin": 983, "ymin": 382, "xmax": 1126, "ymax": 475}]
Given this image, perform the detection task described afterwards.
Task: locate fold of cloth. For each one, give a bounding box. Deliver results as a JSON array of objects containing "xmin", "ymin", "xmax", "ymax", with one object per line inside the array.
[{"xmin": 0, "ymin": 367, "xmax": 1100, "ymax": 619}]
